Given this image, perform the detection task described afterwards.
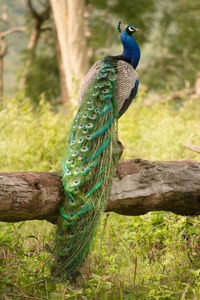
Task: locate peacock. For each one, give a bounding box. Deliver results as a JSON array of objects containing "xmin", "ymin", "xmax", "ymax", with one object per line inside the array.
[{"xmin": 54, "ymin": 22, "xmax": 140, "ymax": 279}]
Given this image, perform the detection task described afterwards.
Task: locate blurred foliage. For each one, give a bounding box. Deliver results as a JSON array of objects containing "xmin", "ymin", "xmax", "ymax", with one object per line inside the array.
[
  {"xmin": 119, "ymin": 91, "xmax": 200, "ymax": 162},
  {"xmin": 23, "ymin": 33, "xmax": 60, "ymax": 104},
  {"xmin": 0, "ymin": 95, "xmax": 70, "ymax": 172},
  {"xmin": 0, "ymin": 0, "xmax": 27, "ymax": 97},
  {"xmin": 1, "ymin": 0, "xmax": 200, "ymax": 101},
  {"xmin": 86, "ymin": 0, "xmax": 200, "ymax": 92},
  {"xmin": 141, "ymin": 0, "xmax": 200, "ymax": 90},
  {"xmin": 86, "ymin": 0, "xmax": 155, "ymax": 63},
  {"xmin": 21, "ymin": 3, "xmax": 60, "ymax": 104},
  {"xmin": 0, "ymin": 93, "xmax": 199, "ymax": 298}
]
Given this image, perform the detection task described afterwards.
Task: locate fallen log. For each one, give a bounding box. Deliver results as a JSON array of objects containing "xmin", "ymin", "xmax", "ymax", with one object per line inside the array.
[{"xmin": 0, "ymin": 159, "xmax": 200, "ymax": 224}]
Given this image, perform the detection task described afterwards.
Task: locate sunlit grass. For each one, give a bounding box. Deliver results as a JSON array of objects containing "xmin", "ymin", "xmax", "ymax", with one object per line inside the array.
[
  {"xmin": 119, "ymin": 92, "xmax": 200, "ymax": 162},
  {"xmin": 0, "ymin": 94, "xmax": 200, "ymax": 299}
]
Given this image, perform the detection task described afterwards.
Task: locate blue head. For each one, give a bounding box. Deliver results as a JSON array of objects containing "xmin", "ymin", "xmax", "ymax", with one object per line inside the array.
[{"xmin": 120, "ymin": 24, "xmax": 140, "ymax": 70}]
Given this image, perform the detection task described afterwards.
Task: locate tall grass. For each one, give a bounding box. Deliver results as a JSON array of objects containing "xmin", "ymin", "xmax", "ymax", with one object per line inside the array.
[{"xmin": 0, "ymin": 94, "xmax": 199, "ymax": 299}]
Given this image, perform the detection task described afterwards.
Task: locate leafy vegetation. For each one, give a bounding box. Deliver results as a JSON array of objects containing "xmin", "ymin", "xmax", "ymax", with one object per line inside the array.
[
  {"xmin": 2, "ymin": 0, "xmax": 200, "ymax": 101},
  {"xmin": 0, "ymin": 93, "xmax": 199, "ymax": 299},
  {"xmin": 23, "ymin": 34, "xmax": 60, "ymax": 104},
  {"xmin": 141, "ymin": 0, "xmax": 200, "ymax": 91}
]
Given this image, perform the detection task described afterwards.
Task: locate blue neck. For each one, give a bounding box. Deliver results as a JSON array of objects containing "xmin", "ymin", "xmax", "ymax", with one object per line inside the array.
[{"xmin": 121, "ymin": 30, "xmax": 140, "ymax": 69}]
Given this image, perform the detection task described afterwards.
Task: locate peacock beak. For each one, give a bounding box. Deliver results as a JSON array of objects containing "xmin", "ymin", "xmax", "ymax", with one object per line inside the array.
[{"xmin": 135, "ymin": 27, "xmax": 141, "ymax": 32}]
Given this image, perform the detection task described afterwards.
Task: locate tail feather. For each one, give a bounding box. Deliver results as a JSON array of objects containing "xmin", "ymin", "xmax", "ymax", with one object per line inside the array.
[{"xmin": 54, "ymin": 58, "xmax": 119, "ymax": 279}]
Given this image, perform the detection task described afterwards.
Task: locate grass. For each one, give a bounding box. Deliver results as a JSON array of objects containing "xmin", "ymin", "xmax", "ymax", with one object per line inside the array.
[{"xmin": 0, "ymin": 93, "xmax": 200, "ymax": 299}]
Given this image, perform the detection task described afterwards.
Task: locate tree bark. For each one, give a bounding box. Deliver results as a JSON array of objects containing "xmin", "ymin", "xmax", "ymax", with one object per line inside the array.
[
  {"xmin": 50, "ymin": 0, "xmax": 89, "ymax": 101},
  {"xmin": 0, "ymin": 52, "xmax": 3, "ymax": 100},
  {"xmin": 55, "ymin": 34, "xmax": 68, "ymax": 105},
  {"xmin": 0, "ymin": 159, "xmax": 200, "ymax": 224},
  {"xmin": 0, "ymin": 35, "xmax": 7, "ymax": 101}
]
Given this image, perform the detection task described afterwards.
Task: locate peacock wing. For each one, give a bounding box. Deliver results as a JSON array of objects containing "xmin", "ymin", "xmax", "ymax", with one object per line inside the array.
[
  {"xmin": 78, "ymin": 60, "xmax": 138, "ymax": 116},
  {"xmin": 116, "ymin": 61, "xmax": 139, "ymax": 114}
]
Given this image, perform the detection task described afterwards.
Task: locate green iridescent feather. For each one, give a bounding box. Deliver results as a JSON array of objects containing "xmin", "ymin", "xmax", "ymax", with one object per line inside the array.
[{"xmin": 54, "ymin": 58, "xmax": 120, "ymax": 279}]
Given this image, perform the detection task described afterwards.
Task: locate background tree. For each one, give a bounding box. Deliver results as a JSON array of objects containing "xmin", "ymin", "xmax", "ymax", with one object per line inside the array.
[
  {"xmin": 141, "ymin": 0, "xmax": 200, "ymax": 91},
  {"xmin": 50, "ymin": 0, "xmax": 89, "ymax": 103},
  {"xmin": 1, "ymin": 0, "xmax": 200, "ymax": 103},
  {"xmin": 19, "ymin": 0, "xmax": 62, "ymax": 105},
  {"xmin": 19, "ymin": 0, "xmax": 51, "ymax": 91},
  {"xmin": 0, "ymin": 6, "xmax": 24, "ymax": 105}
]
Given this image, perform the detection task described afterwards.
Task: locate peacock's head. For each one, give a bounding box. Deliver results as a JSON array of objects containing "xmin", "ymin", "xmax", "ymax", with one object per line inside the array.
[
  {"xmin": 126, "ymin": 25, "xmax": 139, "ymax": 35},
  {"xmin": 117, "ymin": 21, "xmax": 140, "ymax": 35}
]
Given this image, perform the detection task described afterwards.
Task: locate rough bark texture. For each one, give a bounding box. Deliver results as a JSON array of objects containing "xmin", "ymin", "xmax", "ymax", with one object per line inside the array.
[
  {"xmin": 0, "ymin": 159, "xmax": 200, "ymax": 224},
  {"xmin": 109, "ymin": 159, "xmax": 200, "ymax": 217}
]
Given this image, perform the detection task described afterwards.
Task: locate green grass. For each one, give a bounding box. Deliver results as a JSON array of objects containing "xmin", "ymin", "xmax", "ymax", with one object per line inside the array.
[
  {"xmin": 0, "ymin": 93, "xmax": 200, "ymax": 299},
  {"xmin": 119, "ymin": 91, "xmax": 200, "ymax": 162}
]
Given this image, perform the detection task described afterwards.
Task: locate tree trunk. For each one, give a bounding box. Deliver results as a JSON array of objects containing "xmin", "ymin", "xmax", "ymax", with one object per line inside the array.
[
  {"xmin": 0, "ymin": 51, "xmax": 3, "ymax": 102},
  {"xmin": 19, "ymin": 0, "xmax": 50, "ymax": 91},
  {"xmin": 19, "ymin": 27, "xmax": 40, "ymax": 91},
  {"xmin": 0, "ymin": 34, "xmax": 7, "ymax": 104},
  {"xmin": 0, "ymin": 159, "xmax": 200, "ymax": 224},
  {"xmin": 55, "ymin": 34, "xmax": 68, "ymax": 105},
  {"xmin": 67, "ymin": 0, "xmax": 89, "ymax": 89},
  {"xmin": 195, "ymin": 72, "xmax": 200, "ymax": 97},
  {"xmin": 50, "ymin": 0, "xmax": 89, "ymax": 102}
]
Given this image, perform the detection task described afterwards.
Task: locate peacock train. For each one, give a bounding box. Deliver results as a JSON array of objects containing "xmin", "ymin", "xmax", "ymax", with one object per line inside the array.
[{"xmin": 54, "ymin": 22, "xmax": 141, "ymax": 279}]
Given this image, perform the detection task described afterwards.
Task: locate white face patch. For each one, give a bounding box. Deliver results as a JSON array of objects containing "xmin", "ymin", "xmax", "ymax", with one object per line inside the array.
[{"xmin": 129, "ymin": 26, "xmax": 136, "ymax": 32}]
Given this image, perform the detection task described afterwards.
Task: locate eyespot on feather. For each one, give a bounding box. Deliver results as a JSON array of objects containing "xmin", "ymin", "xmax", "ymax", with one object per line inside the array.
[
  {"xmin": 102, "ymin": 88, "xmax": 110, "ymax": 94},
  {"xmin": 85, "ymin": 135, "xmax": 92, "ymax": 140},
  {"xmin": 78, "ymin": 154, "xmax": 84, "ymax": 160},
  {"xmin": 85, "ymin": 123, "xmax": 94, "ymax": 129},
  {"xmin": 74, "ymin": 168, "xmax": 80, "ymax": 175},
  {"xmin": 82, "ymin": 113, "xmax": 88, "ymax": 119},
  {"xmin": 69, "ymin": 199, "xmax": 75, "ymax": 205},
  {"xmin": 81, "ymin": 146, "xmax": 89, "ymax": 152},
  {"xmin": 71, "ymin": 179, "xmax": 81, "ymax": 187},
  {"xmin": 92, "ymin": 91, "xmax": 98, "ymax": 97},
  {"xmin": 82, "ymin": 128, "xmax": 88, "ymax": 134},
  {"xmin": 74, "ymin": 188, "xmax": 79, "ymax": 194},
  {"xmin": 89, "ymin": 114, "xmax": 97, "ymax": 120},
  {"xmin": 72, "ymin": 151, "xmax": 79, "ymax": 157},
  {"xmin": 78, "ymin": 137, "xmax": 84, "ymax": 143},
  {"xmin": 70, "ymin": 140, "xmax": 76, "ymax": 146},
  {"xmin": 65, "ymin": 170, "xmax": 72, "ymax": 176},
  {"xmin": 87, "ymin": 105, "xmax": 94, "ymax": 111},
  {"xmin": 109, "ymin": 76, "xmax": 116, "ymax": 81}
]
